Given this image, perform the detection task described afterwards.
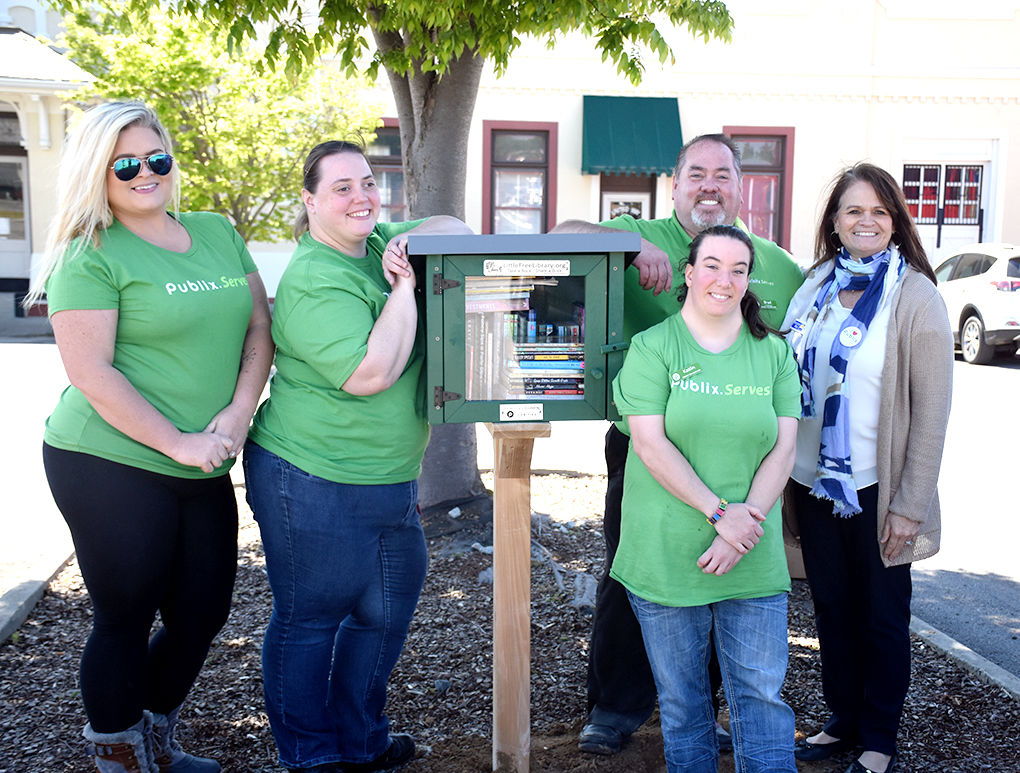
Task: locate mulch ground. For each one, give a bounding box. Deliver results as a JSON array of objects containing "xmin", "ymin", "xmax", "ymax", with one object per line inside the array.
[{"xmin": 1, "ymin": 471, "xmax": 1017, "ymax": 772}]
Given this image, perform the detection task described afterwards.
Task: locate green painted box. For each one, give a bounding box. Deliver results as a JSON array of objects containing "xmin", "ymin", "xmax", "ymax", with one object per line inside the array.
[{"xmin": 408, "ymin": 233, "xmax": 638, "ymax": 424}]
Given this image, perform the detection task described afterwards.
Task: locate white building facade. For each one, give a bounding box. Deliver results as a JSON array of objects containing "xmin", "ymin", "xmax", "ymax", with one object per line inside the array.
[{"xmin": 344, "ymin": 0, "xmax": 1020, "ymax": 277}]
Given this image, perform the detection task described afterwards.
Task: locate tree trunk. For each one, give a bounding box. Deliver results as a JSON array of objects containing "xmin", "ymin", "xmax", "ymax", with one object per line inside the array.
[{"xmin": 377, "ymin": 39, "xmax": 487, "ymax": 509}]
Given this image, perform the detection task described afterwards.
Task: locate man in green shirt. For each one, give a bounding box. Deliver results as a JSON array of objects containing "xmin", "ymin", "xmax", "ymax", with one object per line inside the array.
[{"xmin": 551, "ymin": 134, "xmax": 804, "ymax": 755}]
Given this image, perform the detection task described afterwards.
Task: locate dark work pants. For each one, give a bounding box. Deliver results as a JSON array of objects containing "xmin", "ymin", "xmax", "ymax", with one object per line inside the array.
[
  {"xmin": 43, "ymin": 444, "xmax": 238, "ymax": 733},
  {"xmin": 791, "ymin": 481, "xmax": 911, "ymax": 756},
  {"xmin": 586, "ymin": 425, "xmax": 722, "ymax": 719}
]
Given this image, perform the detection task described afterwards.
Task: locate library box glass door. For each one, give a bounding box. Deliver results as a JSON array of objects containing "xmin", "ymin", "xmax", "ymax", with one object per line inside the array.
[{"xmin": 411, "ymin": 233, "xmax": 636, "ymax": 424}]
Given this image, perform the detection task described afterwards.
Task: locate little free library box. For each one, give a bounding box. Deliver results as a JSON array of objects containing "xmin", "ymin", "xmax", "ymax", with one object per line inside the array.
[{"xmin": 408, "ymin": 232, "xmax": 639, "ymax": 425}]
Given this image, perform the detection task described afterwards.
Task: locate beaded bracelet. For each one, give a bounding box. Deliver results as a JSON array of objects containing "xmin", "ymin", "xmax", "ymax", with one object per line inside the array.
[{"xmin": 707, "ymin": 498, "xmax": 728, "ymax": 525}]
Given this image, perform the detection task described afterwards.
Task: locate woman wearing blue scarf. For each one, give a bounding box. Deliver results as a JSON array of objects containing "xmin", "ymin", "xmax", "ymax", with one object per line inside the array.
[{"xmin": 782, "ymin": 163, "xmax": 952, "ymax": 773}]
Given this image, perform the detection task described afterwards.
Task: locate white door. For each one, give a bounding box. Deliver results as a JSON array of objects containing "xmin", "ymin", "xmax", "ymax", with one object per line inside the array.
[
  {"xmin": 0, "ymin": 156, "xmax": 30, "ymax": 278},
  {"xmin": 922, "ymin": 224, "xmax": 982, "ymax": 266}
]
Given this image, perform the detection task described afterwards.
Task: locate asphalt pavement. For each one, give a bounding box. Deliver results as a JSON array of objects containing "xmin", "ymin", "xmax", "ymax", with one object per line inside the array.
[
  {"xmin": 909, "ymin": 354, "xmax": 1020, "ymax": 684},
  {"xmin": 1, "ymin": 326, "xmax": 1018, "ymax": 702}
]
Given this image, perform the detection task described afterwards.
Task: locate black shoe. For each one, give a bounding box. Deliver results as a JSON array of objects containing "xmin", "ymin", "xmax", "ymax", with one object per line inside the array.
[
  {"xmin": 578, "ymin": 722, "xmax": 623, "ymax": 755},
  {"xmin": 343, "ymin": 734, "xmax": 415, "ymax": 772},
  {"xmin": 793, "ymin": 735, "xmax": 856, "ymax": 761},
  {"xmin": 845, "ymin": 752, "xmax": 897, "ymax": 773}
]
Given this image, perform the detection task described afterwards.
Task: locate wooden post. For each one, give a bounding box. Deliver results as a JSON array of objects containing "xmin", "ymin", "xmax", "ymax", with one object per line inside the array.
[{"xmin": 486, "ymin": 422, "xmax": 551, "ymax": 773}]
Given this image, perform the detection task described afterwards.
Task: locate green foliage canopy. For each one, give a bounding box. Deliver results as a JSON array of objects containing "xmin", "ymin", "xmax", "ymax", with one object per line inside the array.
[
  {"xmin": 63, "ymin": 0, "xmax": 733, "ymax": 86},
  {"xmin": 58, "ymin": 2, "xmax": 384, "ymax": 242}
]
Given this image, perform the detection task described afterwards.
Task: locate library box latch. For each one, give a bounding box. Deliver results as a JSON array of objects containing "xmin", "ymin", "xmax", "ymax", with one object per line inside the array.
[
  {"xmin": 432, "ymin": 274, "xmax": 461, "ymax": 295},
  {"xmin": 600, "ymin": 341, "xmax": 629, "ymax": 354},
  {"xmin": 434, "ymin": 386, "xmax": 463, "ymax": 409}
]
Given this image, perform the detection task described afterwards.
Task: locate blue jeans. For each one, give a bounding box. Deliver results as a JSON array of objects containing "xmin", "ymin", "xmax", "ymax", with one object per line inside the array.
[
  {"xmin": 243, "ymin": 441, "xmax": 427, "ymax": 768},
  {"xmin": 628, "ymin": 591, "xmax": 796, "ymax": 773}
]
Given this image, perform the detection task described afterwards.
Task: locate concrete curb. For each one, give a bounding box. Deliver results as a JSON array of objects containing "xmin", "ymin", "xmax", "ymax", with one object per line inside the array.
[
  {"xmin": 911, "ymin": 615, "xmax": 1020, "ymax": 701},
  {"xmin": 0, "ymin": 553, "xmax": 74, "ymax": 643}
]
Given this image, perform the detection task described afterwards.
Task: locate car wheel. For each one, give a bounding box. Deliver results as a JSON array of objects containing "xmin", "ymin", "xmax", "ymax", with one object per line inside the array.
[{"xmin": 961, "ymin": 315, "xmax": 994, "ymax": 364}]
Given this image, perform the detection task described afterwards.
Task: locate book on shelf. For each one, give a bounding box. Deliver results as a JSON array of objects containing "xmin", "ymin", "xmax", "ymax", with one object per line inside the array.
[
  {"xmin": 520, "ymin": 378, "xmax": 583, "ymax": 387},
  {"xmin": 511, "ymin": 378, "xmax": 583, "ymax": 387},
  {"xmin": 464, "ymin": 297, "xmax": 530, "ymax": 313},
  {"xmin": 517, "ymin": 352, "xmax": 584, "ymax": 361},
  {"xmin": 516, "ymin": 359, "xmax": 584, "ymax": 371}
]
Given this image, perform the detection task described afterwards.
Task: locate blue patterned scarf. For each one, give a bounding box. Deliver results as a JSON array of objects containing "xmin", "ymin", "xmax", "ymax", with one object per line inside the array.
[{"xmin": 786, "ymin": 247, "xmax": 905, "ymax": 516}]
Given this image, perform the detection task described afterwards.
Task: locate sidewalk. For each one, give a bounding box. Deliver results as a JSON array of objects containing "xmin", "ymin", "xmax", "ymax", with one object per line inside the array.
[
  {"xmin": 2, "ymin": 338, "xmax": 1018, "ymax": 703},
  {"xmin": 0, "ymin": 335, "xmax": 75, "ymax": 642}
]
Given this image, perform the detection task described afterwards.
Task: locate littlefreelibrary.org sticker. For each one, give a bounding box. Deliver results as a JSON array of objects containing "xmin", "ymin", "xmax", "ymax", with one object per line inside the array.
[
  {"xmin": 483, "ymin": 259, "xmax": 570, "ymax": 276},
  {"xmin": 499, "ymin": 403, "xmax": 544, "ymax": 421}
]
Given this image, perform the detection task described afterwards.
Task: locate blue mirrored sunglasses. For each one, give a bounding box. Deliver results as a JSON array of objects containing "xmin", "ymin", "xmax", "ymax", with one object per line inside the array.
[{"xmin": 110, "ymin": 153, "xmax": 174, "ymax": 181}]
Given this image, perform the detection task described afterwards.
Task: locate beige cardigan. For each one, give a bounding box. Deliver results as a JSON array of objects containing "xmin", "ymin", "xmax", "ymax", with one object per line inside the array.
[{"xmin": 785, "ymin": 267, "xmax": 954, "ymax": 567}]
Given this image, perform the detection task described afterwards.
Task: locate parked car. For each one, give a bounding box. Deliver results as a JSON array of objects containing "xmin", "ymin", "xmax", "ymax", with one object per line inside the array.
[{"xmin": 933, "ymin": 243, "xmax": 1020, "ymax": 364}]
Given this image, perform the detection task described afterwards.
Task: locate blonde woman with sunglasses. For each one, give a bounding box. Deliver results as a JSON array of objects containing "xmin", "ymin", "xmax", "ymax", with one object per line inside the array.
[{"xmin": 26, "ymin": 101, "xmax": 273, "ymax": 772}]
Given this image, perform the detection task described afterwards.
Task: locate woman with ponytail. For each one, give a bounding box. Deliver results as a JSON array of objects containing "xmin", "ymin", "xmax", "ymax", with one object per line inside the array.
[
  {"xmin": 243, "ymin": 140, "xmax": 469, "ymax": 772},
  {"xmin": 610, "ymin": 224, "xmax": 801, "ymax": 772}
]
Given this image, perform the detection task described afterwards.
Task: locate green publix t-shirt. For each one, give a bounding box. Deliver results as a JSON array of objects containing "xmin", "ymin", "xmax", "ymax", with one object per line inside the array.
[
  {"xmin": 611, "ymin": 312, "xmax": 802, "ymax": 607},
  {"xmin": 44, "ymin": 212, "xmax": 258, "ymax": 478},
  {"xmin": 248, "ymin": 221, "xmax": 429, "ymax": 485},
  {"xmin": 602, "ymin": 214, "xmax": 805, "ymax": 342}
]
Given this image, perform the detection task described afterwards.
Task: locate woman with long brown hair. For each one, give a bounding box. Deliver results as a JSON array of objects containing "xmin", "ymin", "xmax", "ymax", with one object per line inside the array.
[{"xmin": 784, "ymin": 163, "xmax": 953, "ymax": 773}]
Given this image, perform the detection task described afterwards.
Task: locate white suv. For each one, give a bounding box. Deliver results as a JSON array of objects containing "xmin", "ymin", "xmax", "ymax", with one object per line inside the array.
[{"xmin": 934, "ymin": 243, "xmax": 1020, "ymax": 364}]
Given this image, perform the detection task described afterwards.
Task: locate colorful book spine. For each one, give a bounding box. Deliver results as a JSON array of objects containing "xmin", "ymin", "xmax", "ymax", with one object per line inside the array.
[
  {"xmin": 518, "ymin": 363, "xmax": 583, "ymax": 373},
  {"xmin": 465, "ymin": 297, "xmax": 530, "ymax": 313}
]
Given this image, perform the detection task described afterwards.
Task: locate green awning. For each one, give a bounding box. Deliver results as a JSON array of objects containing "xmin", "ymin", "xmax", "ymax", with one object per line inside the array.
[{"xmin": 581, "ymin": 95, "xmax": 683, "ymax": 176}]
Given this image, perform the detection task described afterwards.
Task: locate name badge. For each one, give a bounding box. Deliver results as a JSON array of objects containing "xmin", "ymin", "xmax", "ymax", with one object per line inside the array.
[
  {"xmin": 839, "ymin": 326, "xmax": 863, "ymax": 347},
  {"xmin": 680, "ymin": 363, "xmax": 702, "ymax": 380}
]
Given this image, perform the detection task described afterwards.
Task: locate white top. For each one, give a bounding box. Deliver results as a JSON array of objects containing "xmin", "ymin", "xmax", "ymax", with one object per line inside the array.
[{"xmin": 792, "ymin": 299, "xmax": 890, "ymax": 489}]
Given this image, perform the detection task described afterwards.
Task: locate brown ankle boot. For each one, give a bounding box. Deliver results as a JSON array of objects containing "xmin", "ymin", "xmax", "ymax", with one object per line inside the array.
[{"xmin": 83, "ymin": 712, "xmax": 158, "ymax": 772}]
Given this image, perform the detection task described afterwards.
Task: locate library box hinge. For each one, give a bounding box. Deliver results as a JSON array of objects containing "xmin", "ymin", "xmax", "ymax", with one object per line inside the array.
[
  {"xmin": 432, "ymin": 274, "xmax": 461, "ymax": 294},
  {"xmin": 434, "ymin": 386, "xmax": 462, "ymax": 408}
]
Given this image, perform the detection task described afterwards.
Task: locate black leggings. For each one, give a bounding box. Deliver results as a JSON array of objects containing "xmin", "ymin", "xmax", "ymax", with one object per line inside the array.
[
  {"xmin": 792, "ymin": 481, "xmax": 911, "ymax": 755},
  {"xmin": 43, "ymin": 444, "xmax": 238, "ymax": 733}
]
